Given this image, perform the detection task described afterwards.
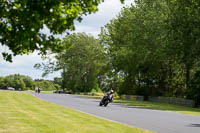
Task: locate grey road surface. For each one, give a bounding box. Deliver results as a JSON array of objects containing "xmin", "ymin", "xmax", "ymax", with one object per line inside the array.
[{"xmin": 32, "ymin": 93, "xmax": 200, "ymax": 133}]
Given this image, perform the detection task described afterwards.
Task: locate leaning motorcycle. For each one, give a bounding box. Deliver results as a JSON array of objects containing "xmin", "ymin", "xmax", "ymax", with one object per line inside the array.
[{"xmin": 99, "ymin": 94, "xmax": 113, "ymax": 107}]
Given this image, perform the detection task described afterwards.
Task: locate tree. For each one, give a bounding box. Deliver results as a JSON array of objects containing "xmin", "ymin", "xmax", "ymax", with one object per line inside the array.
[
  {"xmin": 166, "ymin": 0, "xmax": 200, "ymax": 89},
  {"xmin": 0, "ymin": 74, "xmax": 60, "ymax": 90},
  {"xmin": 187, "ymin": 71, "xmax": 200, "ymax": 107},
  {"xmin": 14, "ymin": 79, "xmax": 26, "ymax": 90},
  {"xmin": 99, "ymin": 0, "xmax": 200, "ymax": 98},
  {"xmin": 2, "ymin": 74, "xmax": 27, "ymax": 90},
  {"xmin": 35, "ymin": 80, "xmax": 56, "ymax": 91},
  {"xmin": 36, "ymin": 33, "xmax": 108, "ymax": 92},
  {"xmin": 0, "ymin": 0, "xmax": 125, "ymax": 62},
  {"xmin": 21, "ymin": 75, "xmax": 34, "ymax": 90},
  {"xmin": 100, "ymin": 0, "xmax": 170, "ymax": 96},
  {"xmin": 53, "ymin": 77, "xmax": 62, "ymax": 86},
  {"xmin": 0, "ymin": 76, "xmax": 6, "ymax": 89}
]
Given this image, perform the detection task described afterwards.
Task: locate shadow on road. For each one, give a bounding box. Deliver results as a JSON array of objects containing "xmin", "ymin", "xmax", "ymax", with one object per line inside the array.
[
  {"xmin": 91, "ymin": 100, "xmax": 164, "ymax": 110},
  {"xmin": 187, "ymin": 124, "xmax": 200, "ymax": 127},
  {"xmin": 111, "ymin": 103, "xmax": 158, "ymax": 110}
]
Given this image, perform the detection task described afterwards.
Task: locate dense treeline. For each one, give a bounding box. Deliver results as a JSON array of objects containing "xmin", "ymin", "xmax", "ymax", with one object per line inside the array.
[
  {"xmin": 36, "ymin": 0, "xmax": 200, "ymax": 106},
  {"xmin": 99, "ymin": 0, "xmax": 200, "ymax": 105},
  {"xmin": 0, "ymin": 74, "xmax": 60, "ymax": 91},
  {"xmin": 35, "ymin": 33, "xmax": 109, "ymax": 93},
  {"xmin": 36, "ymin": 32, "xmax": 124, "ymax": 93}
]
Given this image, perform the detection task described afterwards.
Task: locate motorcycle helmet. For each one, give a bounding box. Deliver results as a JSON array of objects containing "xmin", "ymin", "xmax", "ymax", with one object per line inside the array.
[{"xmin": 110, "ymin": 90, "xmax": 114, "ymax": 94}]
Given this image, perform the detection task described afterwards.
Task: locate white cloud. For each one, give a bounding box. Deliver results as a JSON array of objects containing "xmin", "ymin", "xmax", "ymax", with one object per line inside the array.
[
  {"xmin": 0, "ymin": 0, "xmax": 133, "ymax": 80},
  {"xmin": 72, "ymin": 25, "xmax": 100, "ymax": 37},
  {"xmin": 74, "ymin": 0, "xmax": 133, "ymax": 37},
  {"xmin": 0, "ymin": 47, "xmax": 60, "ymax": 80}
]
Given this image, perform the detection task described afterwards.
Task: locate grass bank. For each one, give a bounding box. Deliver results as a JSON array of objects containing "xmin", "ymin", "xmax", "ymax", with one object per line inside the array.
[
  {"xmin": 114, "ymin": 99, "xmax": 200, "ymax": 116},
  {"xmin": 0, "ymin": 90, "xmax": 153, "ymax": 133}
]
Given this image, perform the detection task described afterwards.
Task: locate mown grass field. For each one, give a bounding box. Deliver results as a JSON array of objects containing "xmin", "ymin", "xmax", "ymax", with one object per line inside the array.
[{"xmin": 0, "ymin": 90, "xmax": 153, "ymax": 133}]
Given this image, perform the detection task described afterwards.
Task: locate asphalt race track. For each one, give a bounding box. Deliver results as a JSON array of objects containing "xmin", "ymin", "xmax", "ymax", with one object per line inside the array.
[{"xmin": 32, "ymin": 93, "xmax": 200, "ymax": 133}]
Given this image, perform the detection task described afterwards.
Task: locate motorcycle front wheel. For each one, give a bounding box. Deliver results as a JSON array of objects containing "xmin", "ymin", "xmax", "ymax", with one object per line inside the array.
[
  {"xmin": 99, "ymin": 102, "xmax": 103, "ymax": 106},
  {"xmin": 104, "ymin": 101, "xmax": 109, "ymax": 107}
]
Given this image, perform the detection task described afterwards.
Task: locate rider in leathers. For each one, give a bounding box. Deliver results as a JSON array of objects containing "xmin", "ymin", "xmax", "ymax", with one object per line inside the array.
[{"xmin": 105, "ymin": 90, "xmax": 114, "ymax": 102}]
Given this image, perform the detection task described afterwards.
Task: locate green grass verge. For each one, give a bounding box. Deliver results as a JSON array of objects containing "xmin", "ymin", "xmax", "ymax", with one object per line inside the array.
[
  {"xmin": 77, "ymin": 95, "xmax": 200, "ymax": 117},
  {"xmin": 0, "ymin": 90, "xmax": 153, "ymax": 133},
  {"xmin": 114, "ymin": 99, "xmax": 200, "ymax": 116}
]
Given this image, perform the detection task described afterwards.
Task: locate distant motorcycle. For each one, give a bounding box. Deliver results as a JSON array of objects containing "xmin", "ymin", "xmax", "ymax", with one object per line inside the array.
[
  {"xmin": 35, "ymin": 87, "xmax": 41, "ymax": 94},
  {"xmin": 99, "ymin": 93, "xmax": 114, "ymax": 107}
]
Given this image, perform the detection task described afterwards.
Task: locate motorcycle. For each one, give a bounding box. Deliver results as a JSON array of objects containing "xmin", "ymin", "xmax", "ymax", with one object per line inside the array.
[{"xmin": 99, "ymin": 93, "xmax": 113, "ymax": 107}]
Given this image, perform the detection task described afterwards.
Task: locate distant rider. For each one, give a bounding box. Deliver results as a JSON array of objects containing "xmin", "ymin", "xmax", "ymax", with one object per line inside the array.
[{"xmin": 105, "ymin": 90, "xmax": 114, "ymax": 102}]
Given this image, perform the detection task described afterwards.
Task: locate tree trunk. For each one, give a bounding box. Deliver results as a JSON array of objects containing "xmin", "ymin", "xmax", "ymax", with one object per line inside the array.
[
  {"xmin": 61, "ymin": 67, "xmax": 67, "ymax": 91},
  {"xmin": 185, "ymin": 64, "xmax": 191, "ymax": 89}
]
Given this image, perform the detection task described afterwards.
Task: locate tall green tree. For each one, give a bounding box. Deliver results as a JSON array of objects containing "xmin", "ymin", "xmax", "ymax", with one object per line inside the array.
[
  {"xmin": 36, "ymin": 33, "xmax": 108, "ymax": 92},
  {"xmin": 100, "ymin": 0, "xmax": 169, "ymax": 96},
  {"xmin": 100, "ymin": 0, "xmax": 200, "ymax": 98},
  {"xmin": 166, "ymin": 0, "xmax": 200, "ymax": 88},
  {"xmin": 0, "ymin": 76, "xmax": 6, "ymax": 89},
  {"xmin": 14, "ymin": 78, "xmax": 26, "ymax": 90},
  {"xmin": 21, "ymin": 75, "xmax": 34, "ymax": 90}
]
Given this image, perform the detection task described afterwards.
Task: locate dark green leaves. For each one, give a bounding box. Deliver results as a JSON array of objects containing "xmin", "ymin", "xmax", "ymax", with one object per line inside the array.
[
  {"xmin": 0, "ymin": 0, "xmax": 104, "ymax": 62},
  {"xmin": 99, "ymin": 0, "xmax": 200, "ymax": 97}
]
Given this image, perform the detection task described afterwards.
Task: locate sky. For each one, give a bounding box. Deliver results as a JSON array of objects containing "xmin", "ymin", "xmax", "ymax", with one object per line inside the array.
[{"xmin": 0, "ymin": 0, "xmax": 133, "ymax": 80}]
